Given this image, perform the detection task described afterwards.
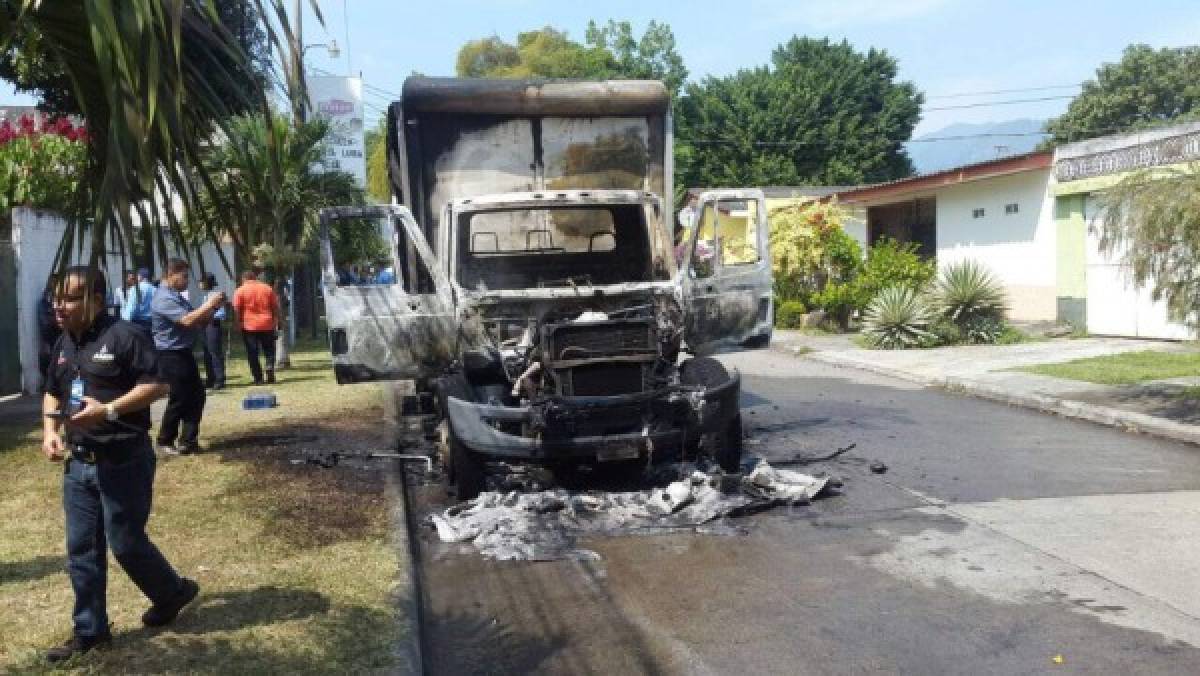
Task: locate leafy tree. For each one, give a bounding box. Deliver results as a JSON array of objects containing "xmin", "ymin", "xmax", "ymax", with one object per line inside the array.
[
  {"xmin": 455, "ymin": 35, "xmax": 523, "ymax": 78},
  {"xmin": 1045, "ymin": 45, "xmax": 1200, "ymax": 145},
  {"xmin": 584, "ymin": 20, "xmax": 687, "ymax": 98},
  {"xmin": 1095, "ymin": 165, "xmax": 1200, "ymax": 327},
  {"xmin": 676, "ymin": 37, "xmax": 922, "ymax": 190},
  {"xmin": 454, "ymin": 21, "xmax": 687, "ymax": 97},
  {"xmin": 364, "ymin": 117, "xmax": 390, "ymax": 202}
]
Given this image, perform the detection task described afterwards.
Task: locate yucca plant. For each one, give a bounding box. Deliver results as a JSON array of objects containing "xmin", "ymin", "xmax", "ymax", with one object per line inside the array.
[
  {"xmin": 862, "ymin": 286, "xmax": 934, "ymax": 349},
  {"xmin": 933, "ymin": 260, "xmax": 1008, "ymax": 325}
]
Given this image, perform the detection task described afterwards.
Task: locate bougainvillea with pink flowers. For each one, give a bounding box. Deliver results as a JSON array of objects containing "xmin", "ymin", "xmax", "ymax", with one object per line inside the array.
[{"xmin": 1, "ymin": 114, "xmax": 90, "ymax": 225}]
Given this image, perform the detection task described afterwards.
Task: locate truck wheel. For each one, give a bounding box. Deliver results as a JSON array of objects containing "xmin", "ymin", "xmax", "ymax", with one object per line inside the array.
[
  {"xmin": 711, "ymin": 413, "xmax": 744, "ymax": 473},
  {"xmin": 436, "ymin": 374, "xmax": 486, "ymax": 501},
  {"xmin": 679, "ymin": 357, "xmax": 743, "ymax": 472},
  {"xmin": 447, "ymin": 428, "xmax": 485, "ymax": 501}
]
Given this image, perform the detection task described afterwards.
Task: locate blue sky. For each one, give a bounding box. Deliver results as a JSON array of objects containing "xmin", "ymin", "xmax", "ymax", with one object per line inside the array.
[{"xmin": 6, "ymin": 0, "xmax": 1200, "ymax": 136}]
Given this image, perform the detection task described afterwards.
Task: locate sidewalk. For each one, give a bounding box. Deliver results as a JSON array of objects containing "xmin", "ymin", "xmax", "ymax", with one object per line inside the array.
[{"xmin": 773, "ymin": 330, "xmax": 1200, "ymax": 446}]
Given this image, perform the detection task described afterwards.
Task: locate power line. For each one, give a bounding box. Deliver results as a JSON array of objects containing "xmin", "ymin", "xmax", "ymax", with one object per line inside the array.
[
  {"xmin": 925, "ymin": 83, "xmax": 1081, "ymax": 100},
  {"xmin": 923, "ymin": 95, "xmax": 1076, "ymax": 112}
]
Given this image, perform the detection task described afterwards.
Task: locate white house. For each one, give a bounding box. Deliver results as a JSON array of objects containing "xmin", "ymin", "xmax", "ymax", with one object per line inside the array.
[{"xmin": 833, "ymin": 151, "xmax": 1058, "ymax": 322}]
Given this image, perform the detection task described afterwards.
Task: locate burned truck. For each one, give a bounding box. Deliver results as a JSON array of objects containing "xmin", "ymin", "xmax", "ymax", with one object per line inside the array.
[{"xmin": 318, "ymin": 78, "xmax": 773, "ymax": 499}]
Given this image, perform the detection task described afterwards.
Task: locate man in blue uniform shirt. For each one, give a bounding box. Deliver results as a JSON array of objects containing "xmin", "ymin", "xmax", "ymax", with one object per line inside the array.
[
  {"xmin": 42, "ymin": 266, "xmax": 199, "ymax": 662},
  {"xmin": 151, "ymin": 258, "xmax": 226, "ymax": 455},
  {"xmin": 120, "ymin": 267, "xmax": 156, "ymax": 335}
]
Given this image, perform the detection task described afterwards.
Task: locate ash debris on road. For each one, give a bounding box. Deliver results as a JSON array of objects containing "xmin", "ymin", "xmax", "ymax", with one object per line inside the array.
[{"xmin": 429, "ymin": 458, "xmax": 841, "ymax": 561}]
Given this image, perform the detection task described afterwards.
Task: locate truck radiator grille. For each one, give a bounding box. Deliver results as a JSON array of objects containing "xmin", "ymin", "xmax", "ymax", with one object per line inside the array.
[{"xmin": 546, "ymin": 320, "xmax": 655, "ymax": 362}]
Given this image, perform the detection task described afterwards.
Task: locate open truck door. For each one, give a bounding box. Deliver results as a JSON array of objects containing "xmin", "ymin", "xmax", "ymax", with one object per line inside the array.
[
  {"xmin": 680, "ymin": 189, "xmax": 773, "ymax": 354},
  {"xmin": 319, "ymin": 205, "xmax": 456, "ymax": 383}
]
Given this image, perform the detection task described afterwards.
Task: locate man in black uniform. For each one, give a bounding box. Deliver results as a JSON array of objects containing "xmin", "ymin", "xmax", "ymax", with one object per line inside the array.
[{"xmin": 41, "ymin": 266, "xmax": 199, "ymax": 662}]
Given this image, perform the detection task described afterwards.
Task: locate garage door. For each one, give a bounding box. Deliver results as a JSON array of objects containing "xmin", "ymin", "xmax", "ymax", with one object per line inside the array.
[{"xmin": 1084, "ymin": 196, "xmax": 1193, "ymax": 340}]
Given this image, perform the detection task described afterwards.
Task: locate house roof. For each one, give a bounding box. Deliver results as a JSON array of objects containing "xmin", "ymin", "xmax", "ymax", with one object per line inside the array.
[
  {"xmin": 832, "ymin": 151, "xmax": 1053, "ymax": 205},
  {"xmin": 683, "ymin": 185, "xmax": 859, "ymax": 200}
]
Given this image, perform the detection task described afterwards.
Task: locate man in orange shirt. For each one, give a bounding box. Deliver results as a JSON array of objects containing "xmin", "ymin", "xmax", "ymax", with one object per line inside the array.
[{"xmin": 231, "ymin": 270, "xmax": 280, "ymax": 385}]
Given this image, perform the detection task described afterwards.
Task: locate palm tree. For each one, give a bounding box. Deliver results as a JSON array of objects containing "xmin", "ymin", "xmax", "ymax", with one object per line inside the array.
[
  {"xmin": 191, "ymin": 113, "xmax": 363, "ymax": 367},
  {"xmin": 0, "ymin": 0, "xmax": 319, "ymax": 271}
]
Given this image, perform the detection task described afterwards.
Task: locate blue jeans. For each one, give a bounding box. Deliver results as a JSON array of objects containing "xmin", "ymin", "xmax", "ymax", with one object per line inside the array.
[{"xmin": 63, "ymin": 439, "xmax": 183, "ymax": 638}]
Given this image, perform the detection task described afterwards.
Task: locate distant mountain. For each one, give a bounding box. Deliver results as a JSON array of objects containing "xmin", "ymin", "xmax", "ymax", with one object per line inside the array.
[{"xmin": 905, "ymin": 119, "xmax": 1048, "ymax": 174}]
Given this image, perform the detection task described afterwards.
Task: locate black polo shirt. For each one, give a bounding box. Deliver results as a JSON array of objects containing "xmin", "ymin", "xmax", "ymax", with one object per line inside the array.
[{"xmin": 45, "ymin": 313, "xmax": 162, "ymax": 447}]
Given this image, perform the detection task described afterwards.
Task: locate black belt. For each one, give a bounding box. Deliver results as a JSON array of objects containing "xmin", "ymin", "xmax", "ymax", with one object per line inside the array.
[{"xmin": 69, "ymin": 443, "xmax": 136, "ymax": 465}]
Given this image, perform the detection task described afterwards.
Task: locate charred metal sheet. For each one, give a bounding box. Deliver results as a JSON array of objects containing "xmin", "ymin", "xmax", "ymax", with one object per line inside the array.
[{"xmin": 402, "ymin": 78, "xmax": 669, "ymax": 116}]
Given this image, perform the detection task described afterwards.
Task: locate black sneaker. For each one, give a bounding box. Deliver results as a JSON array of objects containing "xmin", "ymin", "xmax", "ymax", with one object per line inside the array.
[
  {"xmin": 177, "ymin": 442, "xmax": 201, "ymax": 455},
  {"xmin": 45, "ymin": 632, "xmax": 112, "ymax": 663},
  {"xmin": 142, "ymin": 578, "xmax": 199, "ymax": 627},
  {"xmin": 266, "ymin": 372, "xmax": 276, "ymax": 384}
]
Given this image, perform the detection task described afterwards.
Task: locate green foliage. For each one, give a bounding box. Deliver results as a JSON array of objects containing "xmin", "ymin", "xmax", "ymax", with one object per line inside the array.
[
  {"xmin": 0, "ymin": 1, "xmax": 270, "ymax": 117},
  {"xmin": 189, "ymin": 113, "xmax": 365, "ymax": 274},
  {"xmin": 857, "ymin": 239, "xmax": 935, "ymax": 299},
  {"xmin": 927, "ymin": 317, "xmax": 962, "ymax": 346},
  {"xmin": 584, "ymin": 20, "xmax": 688, "ymax": 98},
  {"xmin": 364, "ymin": 118, "xmax": 390, "ymax": 203},
  {"xmin": 768, "ymin": 199, "xmax": 861, "ymax": 304},
  {"xmin": 995, "ymin": 325, "xmax": 1030, "ymax": 345},
  {"xmin": 0, "ymin": 119, "xmax": 89, "ymax": 225},
  {"xmin": 675, "ymin": 37, "xmax": 922, "ymax": 189},
  {"xmin": 932, "ymin": 260, "xmax": 1008, "ymax": 326},
  {"xmin": 454, "ymin": 21, "xmax": 687, "ymax": 98},
  {"xmin": 774, "ymin": 300, "xmax": 808, "ymax": 329},
  {"xmin": 0, "ymin": 0, "xmax": 319, "ymax": 274},
  {"xmin": 1045, "ymin": 45, "xmax": 1200, "ymax": 145},
  {"xmin": 961, "ymin": 315, "xmax": 1006, "ymax": 345},
  {"xmin": 862, "ymin": 286, "xmax": 934, "ymax": 350},
  {"xmin": 812, "ymin": 281, "xmax": 867, "ymax": 330},
  {"xmin": 1095, "ymin": 164, "xmax": 1200, "ymax": 327}
]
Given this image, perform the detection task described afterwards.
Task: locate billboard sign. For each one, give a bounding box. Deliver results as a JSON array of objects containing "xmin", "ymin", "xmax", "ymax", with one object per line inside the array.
[{"xmin": 308, "ymin": 75, "xmax": 366, "ymax": 187}]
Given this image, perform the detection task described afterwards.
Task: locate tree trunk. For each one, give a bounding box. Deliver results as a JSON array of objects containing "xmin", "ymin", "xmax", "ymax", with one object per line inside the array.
[{"xmin": 274, "ymin": 272, "xmax": 292, "ymax": 369}]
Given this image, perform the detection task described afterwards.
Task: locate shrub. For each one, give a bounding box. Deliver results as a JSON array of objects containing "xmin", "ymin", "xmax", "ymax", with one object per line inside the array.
[
  {"xmin": 862, "ymin": 286, "xmax": 934, "ymax": 349},
  {"xmin": 961, "ymin": 315, "xmax": 1006, "ymax": 344},
  {"xmin": 927, "ymin": 317, "xmax": 962, "ymax": 346},
  {"xmin": 995, "ymin": 324, "xmax": 1029, "ymax": 345},
  {"xmin": 775, "ymin": 300, "xmax": 808, "ymax": 328},
  {"xmin": 933, "ymin": 260, "xmax": 1007, "ymax": 326},
  {"xmin": 858, "ymin": 239, "xmax": 936, "ymax": 301},
  {"xmin": 813, "ymin": 281, "xmax": 867, "ymax": 330},
  {"xmin": 769, "ymin": 200, "xmax": 862, "ymax": 303}
]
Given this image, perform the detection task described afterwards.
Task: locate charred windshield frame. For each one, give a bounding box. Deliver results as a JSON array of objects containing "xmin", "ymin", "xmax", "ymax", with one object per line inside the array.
[{"xmin": 451, "ymin": 198, "xmax": 674, "ymax": 292}]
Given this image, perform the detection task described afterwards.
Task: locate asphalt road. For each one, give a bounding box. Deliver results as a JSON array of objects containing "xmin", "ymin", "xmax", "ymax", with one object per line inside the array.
[{"xmin": 410, "ymin": 348, "xmax": 1200, "ymax": 675}]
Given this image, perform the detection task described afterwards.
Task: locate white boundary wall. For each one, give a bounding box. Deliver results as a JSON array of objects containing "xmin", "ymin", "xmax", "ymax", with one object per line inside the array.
[{"xmin": 12, "ymin": 207, "xmax": 235, "ymax": 394}]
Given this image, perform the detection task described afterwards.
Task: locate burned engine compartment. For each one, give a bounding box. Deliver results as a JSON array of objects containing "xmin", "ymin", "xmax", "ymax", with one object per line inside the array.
[{"xmin": 440, "ymin": 290, "xmax": 741, "ymax": 470}]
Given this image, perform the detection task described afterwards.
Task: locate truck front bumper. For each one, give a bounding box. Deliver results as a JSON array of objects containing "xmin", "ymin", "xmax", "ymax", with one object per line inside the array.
[{"xmin": 445, "ymin": 372, "xmax": 741, "ymax": 462}]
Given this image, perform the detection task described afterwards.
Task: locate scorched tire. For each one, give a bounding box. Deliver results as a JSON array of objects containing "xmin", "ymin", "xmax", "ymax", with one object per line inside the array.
[
  {"xmin": 679, "ymin": 357, "xmax": 744, "ymax": 473},
  {"xmin": 448, "ymin": 430, "xmax": 485, "ymax": 501},
  {"xmin": 436, "ymin": 374, "xmax": 486, "ymax": 501}
]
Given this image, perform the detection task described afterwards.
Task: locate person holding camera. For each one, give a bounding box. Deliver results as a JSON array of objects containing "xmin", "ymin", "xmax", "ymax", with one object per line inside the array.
[
  {"xmin": 151, "ymin": 259, "xmax": 226, "ymax": 455},
  {"xmin": 198, "ymin": 273, "xmax": 228, "ymax": 390},
  {"xmin": 41, "ymin": 266, "xmax": 199, "ymax": 662}
]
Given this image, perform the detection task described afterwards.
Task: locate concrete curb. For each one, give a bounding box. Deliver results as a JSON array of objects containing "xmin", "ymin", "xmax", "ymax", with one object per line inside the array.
[
  {"xmin": 384, "ymin": 464, "xmax": 425, "ymax": 675},
  {"xmin": 798, "ymin": 348, "xmax": 1200, "ymax": 447}
]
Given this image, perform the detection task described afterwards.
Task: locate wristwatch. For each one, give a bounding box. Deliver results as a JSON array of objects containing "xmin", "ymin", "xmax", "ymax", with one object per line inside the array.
[{"xmin": 105, "ymin": 403, "xmax": 119, "ymax": 422}]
